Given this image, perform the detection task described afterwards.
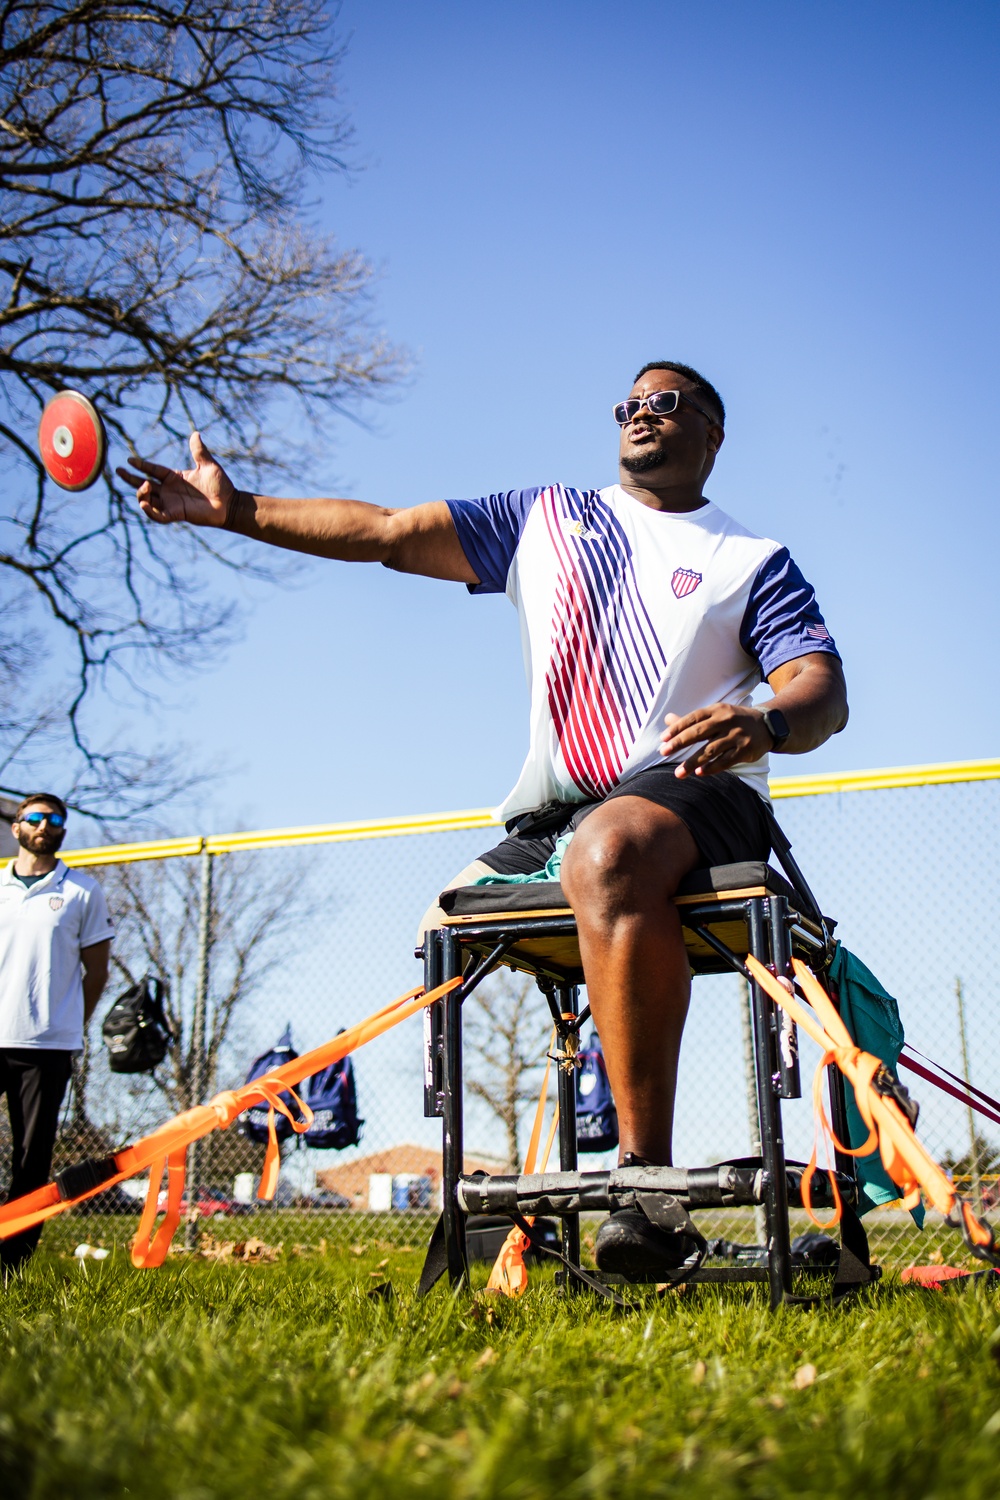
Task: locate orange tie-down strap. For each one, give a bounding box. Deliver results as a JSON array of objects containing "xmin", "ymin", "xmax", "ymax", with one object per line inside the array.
[
  {"xmin": 486, "ymin": 1029, "xmax": 561, "ymax": 1298},
  {"xmin": 0, "ymin": 977, "xmax": 462, "ymax": 1268},
  {"xmin": 745, "ymin": 956, "xmax": 1000, "ymax": 1268}
]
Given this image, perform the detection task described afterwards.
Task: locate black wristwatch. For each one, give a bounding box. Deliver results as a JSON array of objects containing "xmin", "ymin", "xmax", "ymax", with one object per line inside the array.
[{"xmin": 760, "ymin": 707, "xmax": 790, "ymax": 752}]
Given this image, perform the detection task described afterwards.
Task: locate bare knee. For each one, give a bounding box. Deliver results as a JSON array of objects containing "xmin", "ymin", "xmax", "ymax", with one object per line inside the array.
[
  {"xmin": 561, "ymin": 824, "xmax": 668, "ymax": 924},
  {"xmin": 562, "ymin": 821, "xmax": 645, "ymax": 904},
  {"xmin": 561, "ymin": 802, "xmax": 697, "ymax": 917}
]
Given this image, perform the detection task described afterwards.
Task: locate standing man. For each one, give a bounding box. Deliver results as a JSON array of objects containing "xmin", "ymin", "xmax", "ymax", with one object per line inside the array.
[
  {"xmin": 119, "ymin": 359, "xmax": 847, "ymax": 1279},
  {"xmin": 0, "ymin": 794, "xmax": 113, "ymax": 1271}
]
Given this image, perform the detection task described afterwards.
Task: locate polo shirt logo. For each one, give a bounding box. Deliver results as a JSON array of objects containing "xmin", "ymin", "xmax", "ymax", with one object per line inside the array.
[{"xmin": 49, "ymin": 896, "xmax": 64, "ymax": 910}]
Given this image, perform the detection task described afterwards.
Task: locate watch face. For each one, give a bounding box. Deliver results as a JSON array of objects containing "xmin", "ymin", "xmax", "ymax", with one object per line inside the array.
[{"xmin": 764, "ymin": 709, "xmax": 790, "ymax": 746}]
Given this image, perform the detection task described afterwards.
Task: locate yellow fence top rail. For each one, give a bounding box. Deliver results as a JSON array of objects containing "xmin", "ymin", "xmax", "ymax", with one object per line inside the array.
[
  {"xmin": 57, "ymin": 755, "xmax": 999, "ymax": 867},
  {"xmin": 770, "ymin": 755, "xmax": 1000, "ymax": 800}
]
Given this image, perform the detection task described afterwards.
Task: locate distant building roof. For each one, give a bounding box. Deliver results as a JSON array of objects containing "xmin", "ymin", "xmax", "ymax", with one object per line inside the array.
[{"xmin": 317, "ymin": 1143, "xmax": 506, "ymax": 1204}]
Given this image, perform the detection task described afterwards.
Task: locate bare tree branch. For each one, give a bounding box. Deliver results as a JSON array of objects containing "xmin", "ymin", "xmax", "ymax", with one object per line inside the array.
[
  {"xmin": 80, "ymin": 846, "xmax": 322, "ymax": 1142},
  {"xmin": 0, "ymin": 2, "xmax": 405, "ymax": 813}
]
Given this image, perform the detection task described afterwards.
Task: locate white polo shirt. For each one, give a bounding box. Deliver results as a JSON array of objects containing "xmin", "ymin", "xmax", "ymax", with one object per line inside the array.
[{"xmin": 0, "ymin": 860, "xmax": 114, "ymax": 1050}]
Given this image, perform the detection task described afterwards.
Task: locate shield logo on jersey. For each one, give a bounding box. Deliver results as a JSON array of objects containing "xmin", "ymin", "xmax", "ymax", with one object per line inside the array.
[
  {"xmin": 48, "ymin": 895, "xmax": 64, "ymax": 911},
  {"xmin": 671, "ymin": 567, "xmax": 703, "ymax": 599}
]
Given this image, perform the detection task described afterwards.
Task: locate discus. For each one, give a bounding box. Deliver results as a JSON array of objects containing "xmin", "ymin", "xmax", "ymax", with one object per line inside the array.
[{"xmin": 37, "ymin": 390, "xmax": 107, "ymax": 491}]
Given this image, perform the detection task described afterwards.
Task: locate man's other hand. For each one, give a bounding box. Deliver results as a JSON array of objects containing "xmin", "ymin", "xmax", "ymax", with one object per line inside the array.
[
  {"xmin": 659, "ymin": 704, "xmax": 771, "ymax": 778},
  {"xmin": 659, "ymin": 656, "xmax": 848, "ymax": 776},
  {"xmin": 116, "ymin": 432, "xmax": 235, "ymax": 528}
]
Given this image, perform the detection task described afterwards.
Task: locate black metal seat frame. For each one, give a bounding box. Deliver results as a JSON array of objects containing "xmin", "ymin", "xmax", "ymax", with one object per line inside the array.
[{"xmin": 419, "ymin": 853, "xmax": 872, "ymax": 1309}]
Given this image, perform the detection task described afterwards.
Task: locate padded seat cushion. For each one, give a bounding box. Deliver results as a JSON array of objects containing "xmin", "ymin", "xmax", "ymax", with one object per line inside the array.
[{"xmin": 439, "ymin": 861, "xmax": 797, "ymax": 917}]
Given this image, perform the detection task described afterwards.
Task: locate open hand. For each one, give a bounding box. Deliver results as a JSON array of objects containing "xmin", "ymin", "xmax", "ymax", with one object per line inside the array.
[
  {"xmin": 116, "ymin": 432, "xmax": 236, "ymax": 528},
  {"xmin": 660, "ymin": 703, "xmax": 773, "ymax": 778}
]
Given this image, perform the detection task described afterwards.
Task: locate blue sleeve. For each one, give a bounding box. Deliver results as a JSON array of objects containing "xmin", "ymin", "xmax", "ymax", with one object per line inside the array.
[
  {"xmin": 740, "ymin": 547, "xmax": 841, "ymax": 677},
  {"xmin": 445, "ymin": 488, "xmax": 542, "ymax": 594}
]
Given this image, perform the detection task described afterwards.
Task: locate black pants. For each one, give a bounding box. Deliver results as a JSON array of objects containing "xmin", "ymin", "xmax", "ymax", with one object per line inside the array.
[{"xmin": 0, "ymin": 1048, "xmax": 72, "ymax": 1270}]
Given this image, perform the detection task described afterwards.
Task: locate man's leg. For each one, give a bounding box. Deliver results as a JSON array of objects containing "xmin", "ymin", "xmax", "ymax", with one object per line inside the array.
[
  {"xmin": 416, "ymin": 859, "xmax": 497, "ymax": 942},
  {"xmin": 1, "ymin": 1049, "xmax": 72, "ymax": 1272},
  {"xmin": 416, "ymin": 818, "xmax": 569, "ymax": 941},
  {"xmin": 560, "ymin": 796, "xmax": 700, "ymax": 1167}
]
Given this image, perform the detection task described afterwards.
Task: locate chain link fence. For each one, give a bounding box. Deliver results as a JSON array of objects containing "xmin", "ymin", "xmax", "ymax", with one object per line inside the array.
[{"xmin": 30, "ymin": 764, "xmax": 1000, "ymax": 1272}]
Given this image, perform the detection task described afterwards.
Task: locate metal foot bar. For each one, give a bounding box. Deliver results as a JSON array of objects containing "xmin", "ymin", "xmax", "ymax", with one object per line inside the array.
[{"xmin": 456, "ymin": 1161, "xmax": 856, "ymax": 1218}]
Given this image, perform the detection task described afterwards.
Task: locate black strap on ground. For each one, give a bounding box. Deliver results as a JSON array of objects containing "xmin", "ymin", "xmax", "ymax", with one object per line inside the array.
[
  {"xmin": 507, "ymin": 1212, "xmax": 640, "ymax": 1308},
  {"xmin": 417, "ymin": 1213, "xmax": 450, "ymax": 1296},
  {"xmin": 834, "ymin": 1201, "xmax": 878, "ymax": 1295},
  {"xmin": 783, "ymin": 1201, "xmax": 878, "ymax": 1306}
]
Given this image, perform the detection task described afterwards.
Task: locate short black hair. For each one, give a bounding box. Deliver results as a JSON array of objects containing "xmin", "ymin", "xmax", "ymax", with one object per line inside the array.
[
  {"xmin": 15, "ymin": 791, "xmax": 68, "ymax": 822},
  {"xmin": 633, "ymin": 361, "xmax": 725, "ymax": 428}
]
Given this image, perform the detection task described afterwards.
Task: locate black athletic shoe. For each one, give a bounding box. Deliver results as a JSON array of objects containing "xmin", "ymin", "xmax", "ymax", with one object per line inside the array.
[{"xmin": 594, "ymin": 1206, "xmax": 701, "ymax": 1282}]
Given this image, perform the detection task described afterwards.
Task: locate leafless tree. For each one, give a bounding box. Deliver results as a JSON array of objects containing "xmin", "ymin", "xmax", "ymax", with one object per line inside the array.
[
  {"xmin": 464, "ymin": 969, "xmax": 554, "ymax": 1170},
  {"xmin": 79, "ymin": 849, "xmax": 322, "ymax": 1151},
  {"xmin": 0, "ymin": 2, "xmax": 403, "ymax": 814}
]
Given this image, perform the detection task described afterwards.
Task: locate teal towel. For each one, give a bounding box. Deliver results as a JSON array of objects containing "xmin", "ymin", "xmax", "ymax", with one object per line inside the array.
[
  {"xmin": 827, "ymin": 943, "xmax": 924, "ymax": 1224},
  {"xmin": 472, "ymin": 830, "xmax": 575, "ymax": 886}
]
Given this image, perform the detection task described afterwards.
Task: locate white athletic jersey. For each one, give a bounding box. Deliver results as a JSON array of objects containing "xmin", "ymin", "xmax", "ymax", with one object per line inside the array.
[
  {"xmin": 446, "ymin": 484, "xmax": 838, "ymax": 821},
  {"xmin": 0, "ymin": 860, "xmax": 114, "ymax": 1049}
]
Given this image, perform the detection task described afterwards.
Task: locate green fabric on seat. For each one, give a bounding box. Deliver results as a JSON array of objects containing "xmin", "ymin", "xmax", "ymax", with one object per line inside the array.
[
  {"xmin": 472, "ymin": 830, "xmax": 575, "ymax": 886},
  {"xmin": 828, "ymin": 943, "xmax": 924, "ymax": 1225}
]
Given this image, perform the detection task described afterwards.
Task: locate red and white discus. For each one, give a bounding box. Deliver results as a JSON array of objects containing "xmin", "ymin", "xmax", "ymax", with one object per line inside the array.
[{"xmin": 38, "ymin": 390, "xmax": 107, "ymax": 491}]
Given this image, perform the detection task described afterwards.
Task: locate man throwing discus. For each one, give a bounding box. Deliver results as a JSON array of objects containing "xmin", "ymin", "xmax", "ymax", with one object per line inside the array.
[{"xmin": 119, "ymin": 360, "xmax": 847, "ymax": 1279}]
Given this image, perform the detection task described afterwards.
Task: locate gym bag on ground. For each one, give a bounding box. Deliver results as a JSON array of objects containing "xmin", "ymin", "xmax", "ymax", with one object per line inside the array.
[
  {"xmin": 576, "ymin": 1030, "xmax": 619, "ymax": 1152},
  {"xmin": 302, "ymin": 1033, "xmax": 364, "ymax": 1150},
  {"xmin": 102, "ymin": 977, "xmax": 174, "ymax": 1074},
  {"xmin": 239, "ymin": 1026, "xmax": 303, "ymax": 1144}
]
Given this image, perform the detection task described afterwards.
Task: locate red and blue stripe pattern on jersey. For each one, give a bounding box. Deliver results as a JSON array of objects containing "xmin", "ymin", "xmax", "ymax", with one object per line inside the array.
[{"xmin": 541, "ymin": 486, "xmax": 667, "ymax": 799}]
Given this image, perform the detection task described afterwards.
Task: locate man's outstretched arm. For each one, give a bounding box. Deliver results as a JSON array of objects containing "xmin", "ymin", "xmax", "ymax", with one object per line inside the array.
[{"xmin": 117, "ymin": 433, "xmax": 478, "ymax": 583}]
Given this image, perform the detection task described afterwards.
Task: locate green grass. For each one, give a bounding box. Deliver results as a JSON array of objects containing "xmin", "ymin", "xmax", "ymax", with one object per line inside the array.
[{"xmin": 3, "ymin": 1222, "xmax": 1000, "ymax": 1499}]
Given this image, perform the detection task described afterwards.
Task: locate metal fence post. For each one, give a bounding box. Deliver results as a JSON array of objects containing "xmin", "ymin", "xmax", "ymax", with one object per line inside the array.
[
  {"xmin": 955, "ymin": 977, "xmax": 982, "ymax": 1214},
  {"xmin": 185, "ymin": 846, "xmax": 213, "ymax": 1249}
]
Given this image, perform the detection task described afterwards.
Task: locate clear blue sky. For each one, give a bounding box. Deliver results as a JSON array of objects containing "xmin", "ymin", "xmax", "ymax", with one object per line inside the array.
[{"xmin": 125, "ymin": 0, "xmax": 1000, "ymax": 835}]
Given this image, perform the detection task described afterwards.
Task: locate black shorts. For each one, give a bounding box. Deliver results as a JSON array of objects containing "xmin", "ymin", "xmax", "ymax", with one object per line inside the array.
[{"xmin": 477, "ymin": 766, "xmax": 772, "ymax": 876}]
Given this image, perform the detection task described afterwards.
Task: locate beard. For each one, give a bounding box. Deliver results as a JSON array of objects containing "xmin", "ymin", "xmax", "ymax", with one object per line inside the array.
[
  {"xmin": 620, "ymin": 446, "xmax": 669, "ymax": 475},
  {"xmin": 17, "ymin": 827, "xmax": 63, "ymax": 855}
]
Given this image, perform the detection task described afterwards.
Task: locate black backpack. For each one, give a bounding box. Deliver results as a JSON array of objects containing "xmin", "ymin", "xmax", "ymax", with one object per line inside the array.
[{"xmin": 102, "ymin": 976, "xmax": 174, "ymax": 1074}]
